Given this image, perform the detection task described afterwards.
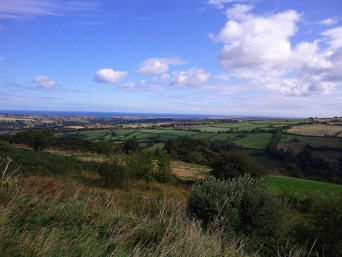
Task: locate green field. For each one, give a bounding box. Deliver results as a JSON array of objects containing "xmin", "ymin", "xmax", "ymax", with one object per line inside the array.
[
  {"xmin": 193, "ymin": 133, "xmax": 217, "ymax": 140},
  {"xmin": 193, "ymin": 120, "xmax": 302, "ymax": 133},
  {"xmin": 279, "ymin": 134, "xmax": 342, "ymax": 153},
  {"xmin": 254, "ymin": 156, "xmax": 283, "ymax": 169},
  {"xmin": 311, "ymin": 150, "xmax": 342, "ymax": 162},
  {"xmin": 79, "ymin": 130, "xmax": 110, "ymax": 139},
  {"xmin": 266, "ymin": 175, "xmax": 342, "ymax": 199},
  {"xmin": 234, "ymin": 133, "xmax": 273, "ymax": 149},
  {"xmin": 140, "ymin": 129, "xmax": 198, "ymax": 137},
  {"xmin": 144, "ymin": 142, "xmax": 165, "ymax": 153}
]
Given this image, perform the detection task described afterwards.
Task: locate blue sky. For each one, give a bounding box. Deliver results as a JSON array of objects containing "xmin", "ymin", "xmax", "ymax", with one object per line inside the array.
[{"xmin": 0, "ymin": 0, "xmax": 342, "ymax": 117}]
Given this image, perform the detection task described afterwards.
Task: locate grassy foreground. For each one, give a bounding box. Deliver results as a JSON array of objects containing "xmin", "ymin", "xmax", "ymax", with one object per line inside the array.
[
  {"xmin": 266, "ymin": 175, "xmax": 342, "ymax": 199},
  {"xmin": 0, "ymin": 175, "xmax": 252, "ymax": 257}
]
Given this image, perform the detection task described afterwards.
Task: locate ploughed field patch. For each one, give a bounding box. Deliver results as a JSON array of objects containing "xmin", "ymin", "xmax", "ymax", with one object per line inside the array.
[{"xmin": 287, "ymin": 124, "xmax": 342, "ymax": 137}]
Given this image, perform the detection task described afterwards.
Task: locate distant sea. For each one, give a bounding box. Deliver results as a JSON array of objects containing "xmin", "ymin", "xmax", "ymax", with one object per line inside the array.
[
  {"xmin": 0, "ymin": 110, "xmax": 235, "ymax": 118},
  {"xmin": 0, "ymin": 110, "xmax": 295, "ymax": 119}
]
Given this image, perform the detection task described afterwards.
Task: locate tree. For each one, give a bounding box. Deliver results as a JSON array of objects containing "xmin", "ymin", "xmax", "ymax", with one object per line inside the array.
[
  {"xmin": 123, "ymin": 138, "xmax": 139, "ymax": 153},
  {"xmin": 154, "ymin": 150, "xmax": 176, "ymax": 183},
  {"xmin": 32, "ymin": 129, "xmax": 54, "ymax": 151},
  {"xmin": 284, "ymin": 162, "xmax": 303, "ymax": 178},
  {"xmin": 188, "ymin": 151, "xmax": 205, "ymax": 164},
  {"xmin": 210, "ymin": 151, "xmax": 265, "ymax": 180}
]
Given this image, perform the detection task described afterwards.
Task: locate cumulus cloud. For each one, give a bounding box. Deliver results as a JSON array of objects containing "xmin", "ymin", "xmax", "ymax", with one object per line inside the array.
[
  {"xmin": 33, "ymin": 75, "xmax": 59, "ymax": 89},
  {"xmin": 94, "ymin": 69, "xmax": 128, "ymax": 84},
  {"xmin": 170, "ymin": 68, "xmax": 210, "ymax": 87},
  {"xmin": 0, "ymin": 0, "xmax": 99, "ymax": 20},
  {"xmin": 216, "ymin": 5, "xmax": 300, "ymax": 70},
  {"xmin": 136, "ymin": 57, "xmax": 187, "ymax": 75},
  {"xmin": 320, "ymin": 18, "xmax": 338, "ymax": 26},
  {"xmin": 213, "ymin": 4, "xmax": 342, "ymax": 96}
]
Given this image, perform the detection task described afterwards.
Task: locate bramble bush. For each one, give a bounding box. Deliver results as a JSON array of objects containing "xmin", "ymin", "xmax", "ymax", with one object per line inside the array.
[
  {"xmin": 290, "ymin": 195, "xmax": 342, "ymax": 257},
  {"xmin": 98, "ymin": 157, "xmax": 131, "ymax": 189},
  {"xmin": 154, "ymin": 150, "xmax": 177, "ymax": 184},
  {"xmin": 186, "ymin": 175, "xmax": 289, "ymax": 238}
]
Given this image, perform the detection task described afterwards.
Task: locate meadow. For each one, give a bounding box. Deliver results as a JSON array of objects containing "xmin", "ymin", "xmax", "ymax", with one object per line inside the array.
[
  {"xmin": 266, "ymin": 175, "xmax": 342, "ymax": 200},
  {"xmin": 234, "ymin": 133, "xmax": 273, "ymax": 150}
]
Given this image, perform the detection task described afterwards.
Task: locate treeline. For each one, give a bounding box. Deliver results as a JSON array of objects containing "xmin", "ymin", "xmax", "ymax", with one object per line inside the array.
[{"xmin": 264, "ymin": 129, "xmax": 342, "ymax": 182}]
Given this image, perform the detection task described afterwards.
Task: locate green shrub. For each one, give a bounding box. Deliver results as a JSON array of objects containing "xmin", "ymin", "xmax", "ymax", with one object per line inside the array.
[
  {"xmin": 290, "ymin": 195, "xmax": 342, "ymax": 257},
  {"xmin": 210, "ymin": 151, "xmax": 265, "ymax": 180},
  {"xmin": 0, "ymin": 140, "xmax": 11, "ymax": 153},
  {"xmin": 98, "ymin": 158, "xmax": 131, "ymax": 188},
  {"xmin": 154, "ymin": 150, "xmax": 177, "ymax": 184},
  {"xmin": 186, "ymin": 175, "xmax": 288, "ymax": 238},
  {"xmin": 125, "ymin": 152, "xmax": 154, "ymax": 188},
  {"xmin": 284, "ymin": 162, "xmax": 303, "ymax": 178}
]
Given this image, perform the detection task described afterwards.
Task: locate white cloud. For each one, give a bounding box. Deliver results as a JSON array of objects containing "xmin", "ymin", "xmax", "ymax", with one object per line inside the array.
[
  {"xmin": 322, "ymin": 26, "xmax": 342, "ymax": 50},
  {"xmin": 33, "ymin": 75, "xmax": 58, "ymax": 89},
  {"xmin": 0, "ymin": 57, "xmax": 4, "ymax": 61},
  {"xmin": 0, "ymin": 0, "xmax": 98, "ymax": 20},
  {"xmin": 216, "ymin": 5, "xmax": 300, "ymax": 70},
  {"xmin": 170, "ymin": 68, "xmax": 210, "ymax": 87},
  {"xmin": 150, "ymin": 73, "xmax": 170, "ymax": 83},
  {"xmin": 136, "ymin": 57, "xmax": 187, "ymax": 75},
  {"xmin": 208, "ymin": 0, "xmax": 251, "ymax": 9},
  {"xmin": 213, "ymin": 5, "xmax": 342, "ymax": 97},
  {"xmin": 119, "ymin": 80, "xmax": 165, "ymax": 91},
  {"xmin": 94, "ymin": 69, "xmax": 128, "ymax": 84},
  {"xmin": 320, "ymin": 18, "xmax": 338, "ymax": 26}
]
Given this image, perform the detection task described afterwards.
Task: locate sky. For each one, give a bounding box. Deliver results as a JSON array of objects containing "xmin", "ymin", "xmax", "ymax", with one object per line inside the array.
[{"xmin": 0, "ymin": 0, "xmax": 342, "ymax": 117}]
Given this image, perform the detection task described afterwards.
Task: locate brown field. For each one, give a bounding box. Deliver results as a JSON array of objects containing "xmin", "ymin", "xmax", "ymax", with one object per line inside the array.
[
  {"xmin": 278, "ymin": 143, "xmax": 303, "ymax": 154},
  {"xmin": 64, "ymin": 126, "xmax": 85, "ymax": 129},
  {"xmin": 0, "ymin": 117, "xmax": 35, "ymax": 122},
  {"xmin": 287, "ymin": 124, "xmax": 342, "ymax": 136},
  {"xmin": 171, "ymin": 161, "xmax": 210, "ymax": 179},
  {"xmin": 84, "ymin": 125, "xmax": 114, "ymax": 129}
]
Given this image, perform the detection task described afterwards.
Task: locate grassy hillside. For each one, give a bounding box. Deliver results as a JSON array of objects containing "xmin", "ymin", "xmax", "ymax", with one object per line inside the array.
[
  {"xmin": 266, "ymin": 175, "xmax": 342, "ymax": 199},
  {"xmin": 0, "ymin": 175, "xmax": 251, "ymax": 257}
]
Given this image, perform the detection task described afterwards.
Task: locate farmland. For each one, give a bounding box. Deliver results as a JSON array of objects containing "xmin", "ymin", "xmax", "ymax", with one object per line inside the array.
[
  {"xmin": 234, "ymin": 133, "xmax": 273, "ymax": 149},
  {"xmin": 287, "ymin": 124, "xmax": 342, "ymax": 137},
  {"xmin": 279, "ymin": 134, "xmax": 342, "ymax": 153},
  {"xmin": 2, "ymin": 113, "xmax": 342, "ymax": 256},
  {"xmin": 2, "ymin": 113, "xmax": 342, "ymax": 179}
]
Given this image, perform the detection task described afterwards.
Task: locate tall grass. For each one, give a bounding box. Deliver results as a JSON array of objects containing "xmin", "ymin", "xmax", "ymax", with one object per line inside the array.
[{"xmin": 0, "ymin": 176, "xmax": 252, "ymax": 256}]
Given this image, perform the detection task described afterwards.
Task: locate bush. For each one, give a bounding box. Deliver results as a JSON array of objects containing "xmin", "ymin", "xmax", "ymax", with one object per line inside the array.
[
  {"xmin": 186, "ymin": 175, "xmax": 288, "ymax": 238},
  {"xmin": 154, "ymin": 150, "xmax": 177, "ymax": 184},
  {"xmin": 98, "ymin": 158, "xmax": 131, "ymax": 188},
  {"xmin": 284, "ymin": 162, "xmax": 303, "ymax": 178},
  {"xmin": 290, "ymin": 195, "xmax": 342, "ymax": 257},
  {"xmin": 123, "ymin": 138, "xmax": 139, "ymax": 153},
  {"xmin": 210, "ymin": 151, "xmax": 265, "ymax": 180},
  {"xmin": 125, "ymin": 152, "xmax": 154, "ymax": 188},
  {"xmin": 0, "ymin": 140, "xmax": 11, "ymax": 153}
]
